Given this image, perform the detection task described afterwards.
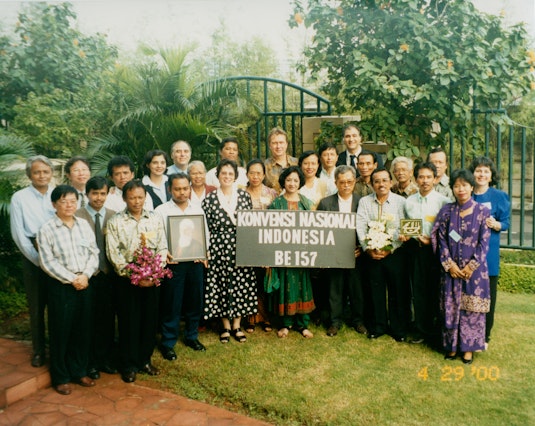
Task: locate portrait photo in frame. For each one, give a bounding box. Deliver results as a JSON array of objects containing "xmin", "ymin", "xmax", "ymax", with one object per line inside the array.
[{"xmin": 167, "ymin": 215, "xmax": 207, "ymax": 262}]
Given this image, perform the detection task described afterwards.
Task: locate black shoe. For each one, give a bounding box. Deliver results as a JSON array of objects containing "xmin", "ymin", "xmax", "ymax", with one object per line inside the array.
[
  {"xmin": 87, "ymin": 368, "xmax": 100, "ymax": 380},
  {"xmin": 100, "ymin": 364, "xmax": 118, "ymax": 375},
  {"xmin": 159, "ymin": 345, "xmax": 177, "ymax": 361},
  {"xmin": 410, "ymin": 337, "xmax": 425, "ymax": 344},
  {"xmin": 31, "ymin": 353, "xmax": 45, "ymax": 368},
  {"xmin": 444, "ymin": 352, "xmax": 457, "ymax": 360},
  {"xmin": 121, "ymin": 371, "xmax": 136, "ymax": 383},
  {"xmin": 354, "ymin": 324, "xmax": 368, "ymax": 335},
  {"xmin": 139, "ymin": 363, "xmax": 160, "ymax": 376},
  {"xmin": 393, "ymin": 335, "xmax": 406, "ymax": 343},
  {"xmin": 368, "ymin": 333, "xmax": 384, "ymax": 339},
  {"xmin": 326, "ymin": 326, "xmax": 339, "ymax": 337},
  {"xmin": 184, "ymin": 339, "xmax": 206, "ymax": 352},
  {"xmin": 462, "ymin": 352, "xmax": 474, "ymax": 364}
]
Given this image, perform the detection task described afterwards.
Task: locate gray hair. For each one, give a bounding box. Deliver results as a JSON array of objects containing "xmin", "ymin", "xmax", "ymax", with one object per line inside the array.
[
  {"xmin": 170, "ymin": 140, "xmax": 191, "ymax": 153},
  {"xmin": 334, "ymin": 165, "xmax": 356, "ymax": 180},
  {"xmin": 187, "ymin": 160, "xmax": 206, "ymax": 173},
  {"xmin": 26, "ymin": 155, "xmax": 53, "ymax": 178},
  {"xmin": 391, "ymin": 156, "xmax": 413, "ymax": 172}
]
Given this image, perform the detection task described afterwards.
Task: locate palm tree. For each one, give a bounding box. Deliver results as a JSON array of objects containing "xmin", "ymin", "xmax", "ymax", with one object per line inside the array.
[
  {"xmin": 0, "ymin": 132, "xmax": 35, "ymax": 215},
  {"xmin": 88, "ymin": 45, "xmax": 259, "ymax": 176}
]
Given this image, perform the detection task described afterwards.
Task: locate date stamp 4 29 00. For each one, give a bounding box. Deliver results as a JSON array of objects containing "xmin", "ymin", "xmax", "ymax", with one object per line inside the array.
[{"xmin": 417, "ymin": 365, "xmax": 500, "ymax": 382}]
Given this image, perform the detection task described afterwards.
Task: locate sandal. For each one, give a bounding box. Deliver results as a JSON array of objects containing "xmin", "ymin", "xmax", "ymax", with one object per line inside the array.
[
  {"xmin": 245, "ymin": 323, "xmax": 255, "ymax": 333},
  {"xmin": 297, "ymin": 328, "xmax": 314, "ymax": 338},
  {"xmin": 261, "ymin": 322, "xmax": 273, "ymax": 332},
  {"xmin": 219, "ymin": 329, "xmax": 231, "ymax": 344},
  {"xmin": 277, "ymin": 327, "xmax": 289, "ymax": 338},
  {"xmin": 231, "ymin": 328, "xmax": 247, "ymax": 343}
]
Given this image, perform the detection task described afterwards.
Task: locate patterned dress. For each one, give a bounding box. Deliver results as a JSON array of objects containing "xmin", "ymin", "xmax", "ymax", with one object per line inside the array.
[
  {"xmin": 266, "ymin": 195, "xmax": 316, "ymax": 327},
  {"xmin": 431, "ymin": 199, "xmax": 491, "ymax": 352},
  {"xmin": 202, "ymin": 189, "xmax": 257, "ymax": 319}
]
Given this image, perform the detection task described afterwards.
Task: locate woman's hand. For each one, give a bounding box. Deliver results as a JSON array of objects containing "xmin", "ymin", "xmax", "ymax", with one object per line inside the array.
[
  {"xmin": 459, "ymin": 265, "xmax": 474, "ymax": 281},
  {"xmin": 448, "ymin": 263, "xmax": 464, "ymax": 279}
]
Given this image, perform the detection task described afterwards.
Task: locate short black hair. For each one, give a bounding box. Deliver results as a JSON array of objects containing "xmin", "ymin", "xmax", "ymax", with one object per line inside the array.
[
  {"xmin": 86, "ymin": 176, "xmax": 110, "ymax": 193},
  {"xmin": 278, "ymin": 165, "xmax": 305, "ymax": 189},
  {"xmin": 215, "ymin": 158, "xmax": 238, "ymax": 180},
  {"xmin": 450, "ymin": 169, "xmax": 476, "ymax": 191},
  {"xmin": 64, "ymin": 156, "xmax": 90, "ymax": 175},
  {"xmin": 168, "ymin": 172, "xmax": 191, "ymax": 186},
  {"xmin": 220, "ymin": 137, "xmax": 239, "ymax": 151},
  {"xmin": 370, "ymin": 167, "xmax": 392, "ymax": 182},
  {"xmin": 414, "ymin": 162, "xmax": 437, "ymax": 179},
  {"xmin": 426, "ymin": 146, "xmax": 448, "ymax": 163},
  {"xmin": 246, "ymin": 158, "xmax": 265, "ymax": 174},
  {"xmin": 357, "ymin": 150, "xmax": 377, "ymax": 163},
  {"xmin": 107, "ymin": 155, "xmax": 135, "ymax": 177},
  {"xmin": 318, "ymin": 142, "xmax": 338, "ymax": 157},
  {"xmin": 122, "ymin": 179, "xmax": 146, "ymax": 200},
  {"xmin": 469, "ymin": 156, "xmax": 499, "ymax": 186},
  {"xmin": 51, "ymin": 185, "xmax": 78, "ymax": 203}
]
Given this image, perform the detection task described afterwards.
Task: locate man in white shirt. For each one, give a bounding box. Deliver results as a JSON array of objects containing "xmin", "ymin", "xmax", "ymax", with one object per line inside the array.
[
  {"xmin": 167, "ymin": 140, "xmax": 192, "ymax": 175},
  {"xmin": 104, "ymin": 155, "xmax": 153, "ymax": 211},
  {"xmin": 155, "ymin": 173, "xmax": 208, "ymax": 360},
  {"xmin": 356, "ymin": 168, "xmax": 409, "ymax": 342},
  {"xmin": 401, "ymin": 162, "xmax": 449, "ymax": 346},
  {"xmin": 205, "ymin": 137, "xmax": 248, "ymax": 188},
  {"xmin": 318, "ymin": 142, "xmax": 338, "ymax": 196},
  {"xmin": 10, "ymin": 155, "xmax": 56, "ymax": 367}
]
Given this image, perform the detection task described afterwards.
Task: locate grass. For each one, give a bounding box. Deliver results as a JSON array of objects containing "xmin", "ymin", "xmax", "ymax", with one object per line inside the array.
[{"xmin": 146, "ymin": 291, "xmax": 535, "ymax": 426}]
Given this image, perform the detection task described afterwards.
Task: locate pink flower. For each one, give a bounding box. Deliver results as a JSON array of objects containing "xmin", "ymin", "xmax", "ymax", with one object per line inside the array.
[{"xmin": 125, "ymin": 239, "xmax": 172, "ymax": 287}]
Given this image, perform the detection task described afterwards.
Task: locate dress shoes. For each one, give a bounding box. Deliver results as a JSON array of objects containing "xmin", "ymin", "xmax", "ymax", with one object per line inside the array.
[
  {"xmin": 73, "ymin": 376, "xmax": 95, "ymax": 387},
  {"xmin": 121, "ymin": 371, "xmax": 136, "ymax": 383},
  {"xmin": 326, "ymin": 326, "xmax": 339, "ymax": 337},
  {"xmin": 100, "ymin": 364, "xmax": 118, "ymax": 375},
  {"xmin": 462, "ymin": 353, "xmax": 474, "ymax": 364},
  {"xmin": 31, "ymin": 353, "xmax": 45, "ymax": 368},
  {"xmin": 87, "ymin": 368, "xmax": 100, "ymax": 380},
  {"xmin": 354, "ymin": 324, "xmax": 368, "ymax": 335},
  {"xmin": 410, "ymin": 337, "xmax": 425, "ymax": 344},
  {"xmin": 139, "ymin": 363, "xmax": 160, "ymax": 376},
  {"xmin": 444, "ymin": 353, "xmax": 457, "ymax": 361},
  {"xmin": 55, "ymin": 383, "xmax": 72, "ymax": 395},
  {"xmin": 368, "ymin": 333, "xmax": 384, "ymax": 339},
  {"xmin": 393, "ymin": 335, "xmax": 407, "ymax": 343},
  {"xmin": 160, "ymin": 345, "xmax": 177, "ymax": 361},
  {"xmin": 184, "ymin": 339, "xmax": 206, "ymax": 352}
]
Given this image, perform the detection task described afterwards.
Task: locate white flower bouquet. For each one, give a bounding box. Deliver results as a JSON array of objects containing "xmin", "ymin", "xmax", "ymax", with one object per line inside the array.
[{"xmin": 364, "ymin": 214, "xmax": 396, "ymax": 251}]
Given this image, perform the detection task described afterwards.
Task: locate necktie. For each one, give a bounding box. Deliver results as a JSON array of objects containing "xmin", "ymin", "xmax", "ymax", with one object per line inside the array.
[
  {"xmin": 95, "ymin": 213, "xmax": 108, "ymax": 274},
  {"xmin": 79, "ymin": 193, "xmax": 86, "ymax": 208},
  {"xmin": 349, "ymin": 155, "xmax": 356, "ymax": 168}
]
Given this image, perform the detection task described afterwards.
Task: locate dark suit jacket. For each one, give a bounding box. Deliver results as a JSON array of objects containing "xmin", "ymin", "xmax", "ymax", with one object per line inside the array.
[
  {"xmin": 75, "ymin": 207, "xmax": 116, "ymax": 274},
  {"xmin": 317, "ymin": 193, "xmax": 360, "ymax": 213}
]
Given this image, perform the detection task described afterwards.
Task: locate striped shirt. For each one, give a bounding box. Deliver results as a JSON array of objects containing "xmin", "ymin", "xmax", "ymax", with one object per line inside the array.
[{"xmin": 37, "ymin": 215, "xmax": 99, "ymax": 284}]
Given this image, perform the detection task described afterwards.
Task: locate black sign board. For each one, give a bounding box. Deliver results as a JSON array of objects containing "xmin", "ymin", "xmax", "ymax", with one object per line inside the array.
[{"xmin": 236, "ymin": 210, "xmax": 357, "ymax": 268}]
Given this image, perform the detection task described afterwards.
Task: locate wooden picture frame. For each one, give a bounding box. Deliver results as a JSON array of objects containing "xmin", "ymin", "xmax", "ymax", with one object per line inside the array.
[{"xmin": 167, "ymin": 215, "xmax": 207, "ymax": 262}]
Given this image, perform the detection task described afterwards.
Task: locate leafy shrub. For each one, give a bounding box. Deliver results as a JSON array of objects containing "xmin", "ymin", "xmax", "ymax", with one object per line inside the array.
[
  {"xmin": 0, "ymin": 291, "xmax": 27, "ymax": 320},
  {"xmin": 499, "ymin": 264, "xmax": 535, "ymax": 294}
]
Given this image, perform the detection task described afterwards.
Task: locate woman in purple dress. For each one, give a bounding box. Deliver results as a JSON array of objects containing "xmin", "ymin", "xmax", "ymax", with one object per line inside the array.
[{"xmin": 431, "ymin": 169, "xmax": 491, "ymax": 364}]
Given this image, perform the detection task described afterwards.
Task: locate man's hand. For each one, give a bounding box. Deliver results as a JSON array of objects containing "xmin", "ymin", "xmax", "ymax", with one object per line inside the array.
[{"xmin": 72, "ymin": 274, "xmax": 89, "ymax": 290}]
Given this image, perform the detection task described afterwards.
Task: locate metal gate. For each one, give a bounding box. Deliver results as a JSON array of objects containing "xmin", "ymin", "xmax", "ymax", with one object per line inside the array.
[{"xmin": 446, "ymin": 105, "xmax": 534, "ymax": 250}]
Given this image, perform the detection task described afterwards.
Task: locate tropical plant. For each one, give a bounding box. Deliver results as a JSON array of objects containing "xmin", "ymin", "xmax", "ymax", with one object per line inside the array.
[
  {"xmin": 88, "ymin": 45, "xmax": 261, "ymax": 176},
  {"xmin": 0, "ymin": 131, "xmax": 35, "ymax": 214},
  {"xmin": 290, "ymin": 0, "xmax": 535, "ymax": 159}
]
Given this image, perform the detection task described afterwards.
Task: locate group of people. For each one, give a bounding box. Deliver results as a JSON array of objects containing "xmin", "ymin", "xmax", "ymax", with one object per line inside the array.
[{"xmin": 10, "ymin": 124, "xmax": 510, "ymax": 395}]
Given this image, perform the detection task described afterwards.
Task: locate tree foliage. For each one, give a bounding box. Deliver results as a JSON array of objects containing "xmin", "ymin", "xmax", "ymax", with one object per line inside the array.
[
  {"xmin": 291, "ymin": 0, "xmax": 535, "ymax": 158},
  {"xmin": 0, "ymin": 2, "xmax": 118, "ymax": 155},
  {"xmin": 88, "ymin": 45, "xmax": 261, "ymax": 176}
]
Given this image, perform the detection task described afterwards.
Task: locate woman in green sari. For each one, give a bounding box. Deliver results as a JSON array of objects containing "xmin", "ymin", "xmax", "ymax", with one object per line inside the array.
[{"xmin": 267, "ymin": 166, "xmax": 316, "ymax": 338}]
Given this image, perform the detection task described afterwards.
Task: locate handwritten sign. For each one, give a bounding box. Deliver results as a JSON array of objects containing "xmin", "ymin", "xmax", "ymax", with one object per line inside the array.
[
  {"xmin": 400, "ymin": 219, "xmax": 422, "ymax": 236},
  {"xmin": 236, "ymin": 210, "xmax": 357, "ymax": 268}
]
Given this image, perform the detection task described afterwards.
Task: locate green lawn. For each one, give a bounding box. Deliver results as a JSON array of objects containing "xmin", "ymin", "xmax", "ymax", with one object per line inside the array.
[{"xmin": 147, "ymin": 291, "xmax": 535, "ymax": 426}]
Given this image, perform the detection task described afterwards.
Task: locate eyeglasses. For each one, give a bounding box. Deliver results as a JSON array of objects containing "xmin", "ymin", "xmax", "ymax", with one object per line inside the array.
[{"xmin": 56, "ymin": 199, "xmax": 78, "ymax": 206}]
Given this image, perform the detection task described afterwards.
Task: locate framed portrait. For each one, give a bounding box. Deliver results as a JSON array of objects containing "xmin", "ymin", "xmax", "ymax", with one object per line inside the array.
[{"xmin": 167, "ymin": 215, "xmax": 207, "ymax": 262}]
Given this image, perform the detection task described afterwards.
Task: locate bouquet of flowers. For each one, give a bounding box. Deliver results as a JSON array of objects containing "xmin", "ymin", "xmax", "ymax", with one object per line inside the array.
[
  {"xmin": 364, "ymin": 214, "xmax": 396, "ymax": 251},
  {"xmin": 124, "ymin": 234, "xmax": 172, "ymax": 287}
]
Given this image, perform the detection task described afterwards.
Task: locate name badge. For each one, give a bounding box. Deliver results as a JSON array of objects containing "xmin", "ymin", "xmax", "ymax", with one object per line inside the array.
[
  {"xmin": 482, "ymin": 202, "xmax": 492, "ymax": 210},
  {"xmin": 424, "ymin": 215, "xmax": 436, "ymax": 223},
  {"xmin": 449, "ymin": 230, "xmax": 462, "ymax": 242},
  {"xmin": 80, "ymin": 238, "xmax": 90, "ymax": 248}
]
